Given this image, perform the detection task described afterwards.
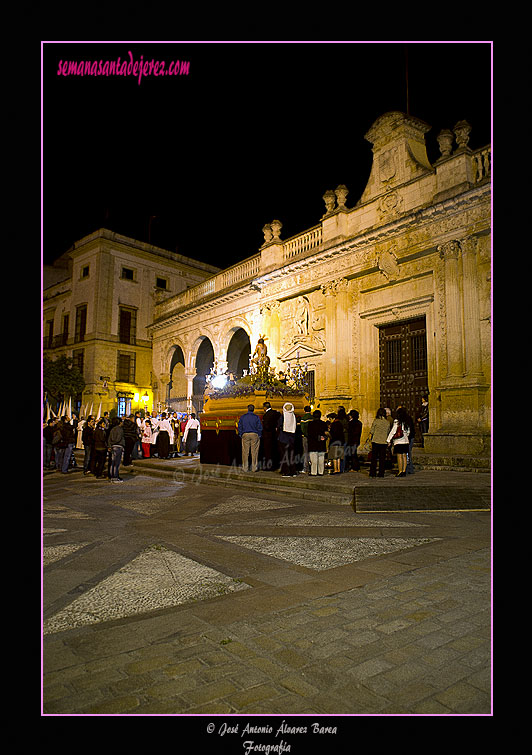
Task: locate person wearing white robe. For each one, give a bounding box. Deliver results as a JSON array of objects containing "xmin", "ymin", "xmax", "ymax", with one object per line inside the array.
[
  {"xmin": 183, "ymin": 414, "xmax": 201, "ymax": 455},
  {"xmin": 277, "ymin": 402, "xmax": 297, "ymax": 477}
]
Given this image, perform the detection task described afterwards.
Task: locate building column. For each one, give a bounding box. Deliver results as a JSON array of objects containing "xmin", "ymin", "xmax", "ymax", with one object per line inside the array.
[
  {"xmin": 185, "ymin": 372, "xmax": 195, "ymax": 412},
  {"xmin": 158, "ymin": 372, "xmax": 171, "ymax": 410},
  {"xmin": 320, "ymin": 278, "xmax": 351, "ymax": 410},
  {"xmin": 461, "ymin": 235, "xmax": 485, "ymax": 382},
  {"xmin": 439, "ymin": 240, "xmax": 464, "ymax": 381},
  {"xmin": 423, "ymin": 238, "xmax": 490, "ymax": 457}
]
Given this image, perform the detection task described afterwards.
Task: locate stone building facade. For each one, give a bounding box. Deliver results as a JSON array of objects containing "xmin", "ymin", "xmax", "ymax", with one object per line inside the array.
[
  {"xmin": 148, "ymin": 111, "xmax": 491, "ymax": 461},
  {"xmin": 43, "ymin": 229, "xmax": 219, "ymax": 417}
]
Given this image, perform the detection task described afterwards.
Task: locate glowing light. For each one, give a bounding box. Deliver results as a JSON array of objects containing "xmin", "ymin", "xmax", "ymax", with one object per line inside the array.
[{"xmin": 211, "ymin": 374, "xmax": 228, "ymax": 389}]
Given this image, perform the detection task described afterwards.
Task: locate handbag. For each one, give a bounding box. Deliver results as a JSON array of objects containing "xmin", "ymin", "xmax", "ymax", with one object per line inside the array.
[
  {"xmin": 393, "ymin": 424, "xmax": 404, "ymax": 440},
  {"xmin": 362, "ymin": 437, "xmax": 372, "ymax": 453}
]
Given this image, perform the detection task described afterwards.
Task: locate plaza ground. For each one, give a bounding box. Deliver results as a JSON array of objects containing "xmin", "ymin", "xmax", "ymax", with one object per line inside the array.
[{"xmin": 42, "ymin": 453, "xmax": 492, "ymax": 717}]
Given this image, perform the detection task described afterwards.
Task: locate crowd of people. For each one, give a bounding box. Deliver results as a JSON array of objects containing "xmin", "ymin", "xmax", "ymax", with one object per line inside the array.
[
  {"xmin": 237, "ymin": 398, "xmax": 428, "ymax": 479},
  {"xmin": 43, "ymin": 396, "xmax": 429, "ymax": 482},
  {"xmin": 42, "ymin": 410, "xmax": 201, "ymax": 482}
]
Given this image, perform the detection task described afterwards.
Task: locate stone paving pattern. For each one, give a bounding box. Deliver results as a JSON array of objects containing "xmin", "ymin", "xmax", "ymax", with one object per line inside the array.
[{"xmin": 42, "ymin": 459, "xmax": 491, "ymax": 715}]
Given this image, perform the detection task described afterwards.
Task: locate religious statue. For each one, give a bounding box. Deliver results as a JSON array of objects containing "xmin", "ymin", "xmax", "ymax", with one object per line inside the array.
[{"xmin": 251, "ymin": 335, "xmax": 271, "ymax": 379}]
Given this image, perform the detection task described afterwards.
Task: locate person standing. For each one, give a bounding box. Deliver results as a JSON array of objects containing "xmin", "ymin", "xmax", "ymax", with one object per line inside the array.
[
  {"xmin": 170, "ymin": 412, "xmax": 180, "ymax": 457},
  {"xmin": 157, "ymin": 412, "xmax": 174, "ymax": 459},
  {"xmin": 150, "ymin": 411, "xmax": 160, "ymax": 457},
  {"xmin": 141, "ymin": 419, "xmax": 152, "ymax": 458},
  {"xmin": 183, "ymin": 413, "xmax": 201, "ymax": 456},
  {"xmin": 328, "ymin": 413, "xmax": 345, "ymax": 474},
  {"xmin": 346, "ymin": 409, "xmax": 362, "ymax": 471},
  {"xmin": 238, "ymin": 405, "xmax": 262, "ymax": 472},
  {"xmin": 300, "ymin": 405, "xmax": 313, "ymax": 474},
  {"xmin": 92, "ymin": 419, "xmax": 108, "ymax": 478},
  {"xmin": 107, "ymin": 417, "xmax": 125, "ymax": 482},
  {"xmin": 307, "ymin": 409, "xmax": 328, "ymax": 476},
  {"xmin": 337, "ymin": 407, "xmax": 349, "ymax": 472},
  {"xmin": 417, "ymin": 395, "xmax": 429, "ymax": 446},
  {"xmin": 405, "ymin": 410, "xmax": 417, "ymax": 475},
  {"xmin": 75, "ymin": 416, "xmax": 85, "ymax": 450},
  {"xmin": 55, "ymin": 415, "xmax": 75, "ymax": 474},
  {"xmin": 368, "ymin": 408, "xmax": 390, "ymax": 478},
  {"xmin": 277, "ymin": 402, "xmax": 297, "ymax": 477},
  {"xmin": 122, "ymin": 415, "xmax": 139, "ymax": 467},
  {"xmin": 387, "ymin": 407, "xmax": 411, "ymax": 477},
  {"xmin": 43, "ymin": 419, "xmax": 55, "ymax": 469},
  {"xmin": 82, "ymin": 416, "xmax": 96, "ymax": 475},
  {"xmin": 261, "ymin": 401, "xmax": 280, "ymax": 471}
]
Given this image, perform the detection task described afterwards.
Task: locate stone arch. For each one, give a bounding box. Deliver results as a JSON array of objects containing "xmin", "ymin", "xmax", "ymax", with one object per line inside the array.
[
  {"xmin": 168, "ymin": 344, "xmax": 187, "ymax": 403},
  {"xmin": 226, "ymin": 327, "xmax": 251, "ymax": 377},
  {"xmin": 192, "ymin": 336, "xmax": 215, "ymax": 399}
]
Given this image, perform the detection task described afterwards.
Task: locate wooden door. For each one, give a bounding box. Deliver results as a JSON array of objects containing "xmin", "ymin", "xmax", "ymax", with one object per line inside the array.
[{"xmin": 379, "ymin": 317, "xmax": 428, "ymax": 428}]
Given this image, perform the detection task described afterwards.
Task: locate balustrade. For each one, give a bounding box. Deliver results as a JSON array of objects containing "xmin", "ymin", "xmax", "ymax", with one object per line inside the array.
[{"xmin": 283, "ymin": 225, "xmax": 322, "ymax": 260}]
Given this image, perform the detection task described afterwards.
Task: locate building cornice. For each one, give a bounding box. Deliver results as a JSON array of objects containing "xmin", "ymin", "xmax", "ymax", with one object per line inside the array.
[{"xmin": 147, "ymin": 181, "xmax": 491, "ymax": 333}]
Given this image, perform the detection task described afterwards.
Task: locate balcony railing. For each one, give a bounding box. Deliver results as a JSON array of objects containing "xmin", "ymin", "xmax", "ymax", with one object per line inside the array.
[
  {"xmin": 283, "ymin": 225, "xmax": 322, "ymax": 261},
  {"xmin": 154, "ymin": 226, "xmax": 324, "ymax": 321},
  {"xmin": 43, "ymin": 333, "xmax": 69, "ymax": 350}
]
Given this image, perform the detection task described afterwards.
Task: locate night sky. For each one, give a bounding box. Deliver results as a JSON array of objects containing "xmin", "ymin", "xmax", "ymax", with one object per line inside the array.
[{"xmin": 42, "ymin": 41, "xmax": 492, "ymax": 270}]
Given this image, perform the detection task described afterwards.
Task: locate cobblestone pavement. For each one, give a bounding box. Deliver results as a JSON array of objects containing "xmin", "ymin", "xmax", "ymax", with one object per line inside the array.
[{"xmin": 42, "ymin": 459, "xmax": 492, "ymax": 720}]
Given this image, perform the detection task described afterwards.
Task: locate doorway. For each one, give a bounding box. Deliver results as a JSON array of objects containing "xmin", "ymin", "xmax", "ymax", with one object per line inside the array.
[{"xmin": 378, "ymin": 316, "xmax": 429, "ymax": 428}]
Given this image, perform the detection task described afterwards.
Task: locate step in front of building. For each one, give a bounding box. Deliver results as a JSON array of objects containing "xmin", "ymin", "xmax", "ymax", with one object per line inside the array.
[{"xmin": 353, "ymin": 485, "xmax": 491, "ymax": 512}]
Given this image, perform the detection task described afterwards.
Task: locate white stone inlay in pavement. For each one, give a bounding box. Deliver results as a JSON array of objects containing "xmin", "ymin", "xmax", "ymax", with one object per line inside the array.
[
  {"xmin": 216, "ymin": 535, "xmax": 440, "ymax": 570},
  {"xmin": 43, "ymin": 545, "xmax": 250, "ymax": 635},
  {"xmin": 251, "ymin": 513, "xmax": 426, "ymax": 528},
  {"xmin": 43, "ymin": 503, "xmax": 92, "ymax": 519},
  {"xmin": 43, "ymin": 543, "xmax": 91, "ymax": 567},
  {"xmin": 202, "ymin": 496, "xmax": 297, "ymax": 516}
]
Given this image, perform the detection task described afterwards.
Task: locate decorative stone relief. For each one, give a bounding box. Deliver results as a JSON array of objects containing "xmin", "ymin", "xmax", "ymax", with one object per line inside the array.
[
  {"xmin": 377, "ymin": 246, "xmax": 400, "ymax": 281},
  {"xmin": 379, "ymin": 147, "xmax": 398, "ymax": 183},
  {"xmin": 278, "ymin": 294, "xmax": 325, "ymax": 355},
  {"xmin": 438, "ymin": 239, "xmax": 461, "ymax": 260},
  {"xmin": 378, "ymin": 191, "xmax": 403, "ymax": 219},
  {"xmin": 320, "ymin": 277, "xmax": 349, "ymax": 297}
]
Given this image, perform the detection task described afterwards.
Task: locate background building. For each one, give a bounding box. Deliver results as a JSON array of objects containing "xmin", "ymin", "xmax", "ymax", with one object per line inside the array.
[
  {"xmin": 43, "ymin": 229, "xmax": 219, "ymax": 417},
  {"xmin": 148, "ymin": 111, "xmax": 491, "ymax": 465}
]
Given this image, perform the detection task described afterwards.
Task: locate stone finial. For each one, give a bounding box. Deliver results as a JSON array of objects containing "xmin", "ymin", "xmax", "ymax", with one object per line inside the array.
[
  {"xmin": 262, "ymin": 223, "xmax": 273, "ymax": 244},
  {"xmin": 453, "ymin": 120, "xmax": 472, "ymax": 151},
  {"xmin": 270, "ymin": 219, "xmax": 283, "ymax": 240},
  {"xmin": 335, "ymin": 184, "xmax": 349, "ymax": 209},
  {"xmin": 436, "ymin": 129, "xmax": 454, "ymax": 158},
  {"xmin": 322, "ymin": 190, "xmax": 336, "ymax": 214}
]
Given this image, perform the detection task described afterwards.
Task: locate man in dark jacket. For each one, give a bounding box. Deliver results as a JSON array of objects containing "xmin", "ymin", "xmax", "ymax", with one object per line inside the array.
[
  {"xmin": 238, "ymin": 405, "xmax": 263, "ymax": 472},
  {"xmin": 82, "ymin": 416, "xmax": 95, "ymax": 475},
  {"xmin": 108, "ymin": 417, "xmax": 126, "ymax": 482},
  {"xmin": 43, "ymin": 419, "xmax": 55, "ymax": 468},
  {"xmin": 122, "ymin": 415, "xmax": 139, "ymax": 466},
  {"xmin": 261, "ymin": 402, "xmax": 280, "ymax": 471},
  {"xmin": 347, "ymin": 410, "xmax": 363, "ymax": 471},
  {"xmin": 307, "ymin": 410, "xmax": 328, "ymax": 476},
  {"xmin": 55, "ymin": 416, "xmax": 75, "ymax": 474}
]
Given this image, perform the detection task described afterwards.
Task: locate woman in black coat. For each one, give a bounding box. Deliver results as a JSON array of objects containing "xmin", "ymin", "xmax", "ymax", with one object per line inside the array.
[{"xmin": 346, "ymin": 410, "xmax": 362, "ymax": 471}]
